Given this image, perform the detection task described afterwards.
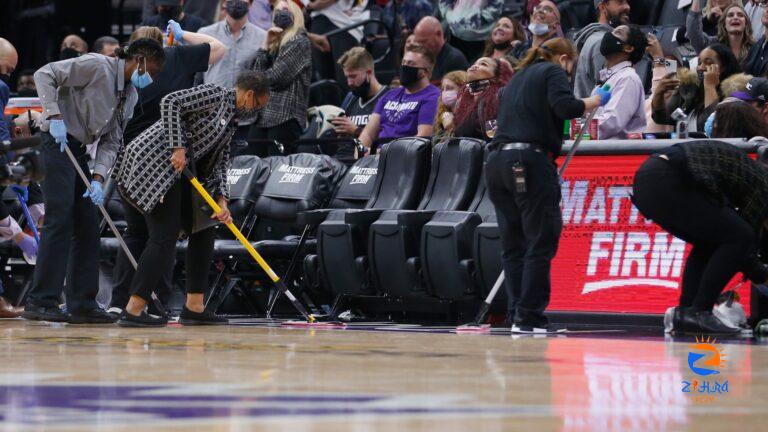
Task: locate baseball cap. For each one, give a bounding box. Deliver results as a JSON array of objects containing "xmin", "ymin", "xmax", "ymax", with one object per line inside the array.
[{"xmin": 734, "ymin": 77, "xmax": 768, "ymax": 104}]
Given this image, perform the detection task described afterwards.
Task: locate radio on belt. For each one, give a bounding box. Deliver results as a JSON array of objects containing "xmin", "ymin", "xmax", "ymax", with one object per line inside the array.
[{"xmin": 513, "ymin": 162, "xmax": 526, "ymax": 193}]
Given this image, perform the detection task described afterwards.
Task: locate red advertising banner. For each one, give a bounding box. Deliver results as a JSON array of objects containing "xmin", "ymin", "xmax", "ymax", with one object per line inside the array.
[{"xmin": 550, "ymin": 154, "xmax": 749, "ymax": 314}]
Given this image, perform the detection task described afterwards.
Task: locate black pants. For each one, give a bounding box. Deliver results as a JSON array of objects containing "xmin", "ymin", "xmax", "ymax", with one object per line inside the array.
[
  {"xmin": 309, "ymin": 14, "xmax": 359, "ymax": 87},
  {"xmin": 632, "ymin": 156, "xmax": 757, "ymax": 311},
  {"xmin": 26, "ymin": 133, "xmax": 100, "ymax": 313},
  {"xmin": 485, "ymin": 148, "xmax": 562, "ymax": 327},
  {"xmin": 248, "ymin": 119, "xmax": 303, "ymax": 156},
  {"xmin": 126, "ymin": 179, "xmax": 216, "ymax": 302},
  {"xmin": 109, "ymin": 198, "xmax": 173, "ymax": 309}
]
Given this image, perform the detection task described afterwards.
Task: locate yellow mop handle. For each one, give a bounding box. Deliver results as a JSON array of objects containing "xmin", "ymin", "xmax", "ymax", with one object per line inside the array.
[{"xmin": 187, "ymin": 174, "xmax": 280, "ymax": 283}]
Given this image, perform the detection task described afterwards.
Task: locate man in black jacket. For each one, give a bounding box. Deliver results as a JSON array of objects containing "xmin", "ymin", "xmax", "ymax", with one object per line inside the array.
[{"xmin": 744, "ymin": 8, "xmax": 768, "ymax": 76}]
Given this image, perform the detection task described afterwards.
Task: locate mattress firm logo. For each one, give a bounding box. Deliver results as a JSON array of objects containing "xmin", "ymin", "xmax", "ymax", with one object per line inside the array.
[
  {"xmin": 277, "ymin": 164, "xmax": 315, "ymax": 184},
  {"xmin": 561, "ymin": 180, "xmax": 685, "ymax": 294},
  {"xmin": 348, "ymin": 166, "xmax": 377, "ymax": 185},
  {"xmin": 227, "ymin": 168, "xmax": 251, "ymax": 185}
]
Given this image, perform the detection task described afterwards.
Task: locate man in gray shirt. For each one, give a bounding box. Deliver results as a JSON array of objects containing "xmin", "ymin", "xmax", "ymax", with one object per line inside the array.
[
  {"xmin": 23, "ymin": 39, "xmax": 165, "ymax": 324},
  {"xmin": 199, "ymin": 0, "xmax": 266, "ymax": 89}
]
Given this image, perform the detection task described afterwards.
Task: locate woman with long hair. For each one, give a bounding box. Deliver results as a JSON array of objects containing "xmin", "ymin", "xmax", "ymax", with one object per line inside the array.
[
  {"xmin": 711, "ymin": 97, "xmax": 768, "ymax": 138},
  {"xmin": 481, "ymin": 16, "xmax": 526, "ymax": 61},
  {"xmin": 452, "ymin": 57, "xmax": 514, "ymax": 140},
  {"xmin": 652, "ymin": 43, "xmax": 742, "ymax": 132},
  {"xmin": 433, "ymin": 70, "xmax": 468, "ymax": 142},
  {"xmin": 249, "ymin": 0, "xmax": 311, "ymax": 154},
  {"xmin": 687, "ymin": 1, "xmax": 754, "ymax": 62},
  {"xmin": 487, "ymin": 38, "xmax": 610, "ymax": 333}
]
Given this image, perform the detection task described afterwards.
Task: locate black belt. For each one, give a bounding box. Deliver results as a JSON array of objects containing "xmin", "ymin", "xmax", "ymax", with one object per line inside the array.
[{"xmin": 498, "ymin": 142, "xmax": 549, "ymax": 156}]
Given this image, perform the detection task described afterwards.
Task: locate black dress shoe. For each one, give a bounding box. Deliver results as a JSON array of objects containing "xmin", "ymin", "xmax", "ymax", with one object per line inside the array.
[
  {"xmin": 68, "ymin": 308, "xmax": 117, "ymax": 324},
  {"xmin": 179, "ymin": 307, "xmax": 228, "ymax": 326},
  {"xmin": 22, "ymin": 304, "xmax": 70, "ymax": 322},
  {"xmin": 679, "ymin": 308, "xmax": 740, "ymax": 335},
  {"xmin": 117, "ymin": 310, "xmax": 168, "ymax": 328}
]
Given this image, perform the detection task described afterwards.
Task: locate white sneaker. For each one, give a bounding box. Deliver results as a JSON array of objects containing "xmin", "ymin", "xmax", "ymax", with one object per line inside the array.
[{"xmin": 511, "ymin": 324, "xmax": 564, "ymax": 334}]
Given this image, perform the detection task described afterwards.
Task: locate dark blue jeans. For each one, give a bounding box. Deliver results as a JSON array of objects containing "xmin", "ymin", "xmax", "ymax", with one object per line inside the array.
[
  {"xmin": 485, "ymin": 148, "xmax": 562, "ymax": 327},
  {"xmin": 27, "ymin": 133, "xmax": 100, "ymax": 312}
]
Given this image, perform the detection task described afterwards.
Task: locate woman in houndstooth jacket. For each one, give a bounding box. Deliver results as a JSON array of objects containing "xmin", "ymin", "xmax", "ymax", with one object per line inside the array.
[
  {"xmin": 248, "ymin": 0, "xmax": 311, "ymax": 153},
  {"xmin": 113, "ymin": 71, "xmax": 270, "ymax": 327}
]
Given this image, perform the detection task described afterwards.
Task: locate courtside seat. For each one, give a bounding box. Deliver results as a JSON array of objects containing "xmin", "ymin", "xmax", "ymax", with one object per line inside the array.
[
  {"xmin": 367, "ymin": 138, "xmax": 484, "ymax": 297},
  {"xmin": 315, "ymin": 137, "xmax": 431, "ymax": 296},
  {"xmin": 474, "ymin": 213, "xmax": 504, "ymax": 304},
  {"xmin": 420, "ymin": 165, "xmax": 498, "ymax": 300},
  {"xmin": 212, "ymin": 153, "xmax": 346, "ymax": 259}
]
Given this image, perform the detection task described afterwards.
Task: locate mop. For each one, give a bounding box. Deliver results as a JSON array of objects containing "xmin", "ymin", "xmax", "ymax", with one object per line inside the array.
[
  {"xmin": 456, "ymin": 84, "xmax": 610, "ymax": 334},
  {"xmin": 182, "ymin": 168, "xmax": 343, "ymax": 328},
  {"xmin": 63, "ymin": 146, "xmax": 166, "ymax": 315},
  {"xmin": 12, "ymin": 186, "xmax": 40, "ymax": 264}
]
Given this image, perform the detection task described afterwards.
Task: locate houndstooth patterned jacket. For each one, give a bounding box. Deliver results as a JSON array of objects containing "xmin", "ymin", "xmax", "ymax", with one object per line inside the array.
[
  {"xmin": 251, "ymin": 30, "xmax": 311, "ymax": 129},
  {"xmin": 113, "ymin": 84, "xmax": 237, "ymax": 213}
]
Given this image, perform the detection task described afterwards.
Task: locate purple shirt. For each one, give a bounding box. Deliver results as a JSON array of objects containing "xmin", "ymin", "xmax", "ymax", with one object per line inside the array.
[{"xmin": 374, "ymin": 84, "xmax": 440, "ymax": 139}]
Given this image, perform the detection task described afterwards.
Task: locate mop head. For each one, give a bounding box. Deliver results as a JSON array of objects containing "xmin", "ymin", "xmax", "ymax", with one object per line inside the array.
[
  {"xmin": 455, "ymin": 323, "xmax": 491, "ymax": 334},
  {"xmin": 281, "ymin": 315, "xmax": 347, "ymax": 329}
]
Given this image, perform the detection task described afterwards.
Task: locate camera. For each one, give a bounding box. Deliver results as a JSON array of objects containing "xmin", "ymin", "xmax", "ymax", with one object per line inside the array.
[{"xmin": 0, "ymin": 136, "xmax": 45, "ymax": 186}]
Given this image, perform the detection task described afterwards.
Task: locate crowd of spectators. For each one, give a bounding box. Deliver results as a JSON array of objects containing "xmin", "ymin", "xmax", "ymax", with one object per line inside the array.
[{"xmin": 6, "ymin": 0, "xmax": 768, "ymax": 164}]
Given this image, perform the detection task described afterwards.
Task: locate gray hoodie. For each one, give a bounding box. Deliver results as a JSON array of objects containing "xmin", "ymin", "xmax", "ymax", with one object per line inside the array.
[{"xmin": 573, "ymin": 22, "xmax": 613, "ymax": 98}]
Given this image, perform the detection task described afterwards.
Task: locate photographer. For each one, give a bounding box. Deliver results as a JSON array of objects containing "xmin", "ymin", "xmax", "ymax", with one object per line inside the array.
[{"xmin": 23, "ymin": 38, "xmax": 166, "ymax": 324}]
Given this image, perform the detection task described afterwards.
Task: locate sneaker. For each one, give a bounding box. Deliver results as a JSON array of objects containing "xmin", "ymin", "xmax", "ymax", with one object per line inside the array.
[
  {"xmin": 511, "ymin": 324, "xmax": 566, "ymax": 334},
  {"xmin": 68, "ymin": 307, "xmax": 117, "ymax": 324},
  {"xmin": 106, "ymin": 307, "xmax": 123, "ymax": 320},
  {"xmin": 678, "ymin": 308, "xmax": 740, "ymax": 335},
  {"xmin": 178, "ymin": 307, "xmax": 228, "ymax": 326},
  {"xmin": 22, "ymin": 304, "xmax": 70, "ymax": 322},
  {"xmin": 117, "ymin": 310, "xmax": 168, "ymax": 328}
]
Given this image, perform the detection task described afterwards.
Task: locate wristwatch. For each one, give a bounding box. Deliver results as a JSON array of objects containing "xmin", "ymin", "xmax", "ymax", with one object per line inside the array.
[{"xmin": 653, "ymin": 57, "xmax": 667, "ymax": 66}]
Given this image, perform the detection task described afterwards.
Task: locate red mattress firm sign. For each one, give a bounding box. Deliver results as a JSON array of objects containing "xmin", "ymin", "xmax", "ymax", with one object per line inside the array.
[{"xmin": 550, "ymin": 154, "xmax": 749, "ymax": 314}]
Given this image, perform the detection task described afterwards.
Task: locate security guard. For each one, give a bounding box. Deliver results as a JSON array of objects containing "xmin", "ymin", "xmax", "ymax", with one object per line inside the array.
[{"xmin": 488, "ymin": 38, "xmax": 610, "ymax": 333}]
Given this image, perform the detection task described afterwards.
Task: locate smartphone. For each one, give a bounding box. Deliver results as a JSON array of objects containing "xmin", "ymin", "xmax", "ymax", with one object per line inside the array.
[{"xmin": 664, "ymin": 59, "xmax": 678, "ymax": 77}]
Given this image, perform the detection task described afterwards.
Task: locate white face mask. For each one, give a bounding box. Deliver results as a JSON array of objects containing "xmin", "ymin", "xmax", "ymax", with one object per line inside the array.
[{"xmin": 528, "ymin": 22, "xmax": 550, "ymax": 36}]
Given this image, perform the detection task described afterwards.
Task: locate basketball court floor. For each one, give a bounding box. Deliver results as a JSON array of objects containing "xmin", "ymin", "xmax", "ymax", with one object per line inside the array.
[{"xmin": 0, "ymin": 318, "xmax": 765, "ymax": 431}]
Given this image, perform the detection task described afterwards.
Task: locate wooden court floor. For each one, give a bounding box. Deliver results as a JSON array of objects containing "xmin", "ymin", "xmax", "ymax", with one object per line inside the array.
[{"xmin": 0, "ymin": 319, "xmax": 766, "ymax": 431}]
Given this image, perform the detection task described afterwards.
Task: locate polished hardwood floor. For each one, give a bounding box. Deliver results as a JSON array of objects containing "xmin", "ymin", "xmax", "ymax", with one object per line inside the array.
[{"xmin": 0, "ymin": 319, "xmax": 765, "ymax": 431}]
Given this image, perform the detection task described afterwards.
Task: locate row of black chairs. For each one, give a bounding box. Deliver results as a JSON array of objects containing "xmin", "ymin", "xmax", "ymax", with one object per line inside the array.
[{"xmin": 99, "ymin": 136, "xmax": 508, "ymax": 319}]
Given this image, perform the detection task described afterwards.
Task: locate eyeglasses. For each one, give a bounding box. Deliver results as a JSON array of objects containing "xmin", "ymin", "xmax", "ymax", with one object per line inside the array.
[{"xmin": 533, "ymin": 5, "xmax": 556, "ymax": 14}]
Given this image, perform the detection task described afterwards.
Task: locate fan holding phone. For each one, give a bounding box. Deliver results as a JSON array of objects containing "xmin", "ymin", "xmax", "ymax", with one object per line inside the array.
[{"xmin": 645, "ymin": 33, "xmax": 679, "ymax": 133}]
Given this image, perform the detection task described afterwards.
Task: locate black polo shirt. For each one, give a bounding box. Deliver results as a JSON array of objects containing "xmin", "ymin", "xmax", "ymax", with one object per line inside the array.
[
  {"xmin": 431, "ymin": 43, "xmax": 469, "ymax": 82},
  {"xmin": 493, "ymin": 61, "xmax": 585, "ymax": 156}
]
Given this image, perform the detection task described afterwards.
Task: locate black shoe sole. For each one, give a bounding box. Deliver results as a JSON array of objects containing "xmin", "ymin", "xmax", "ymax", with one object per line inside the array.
[
  {"xmin": 21, "ymin": 310, "xmax": 69, "ymax": 322},
  {"xmin": 116, "ymin": 318, "xmax": 166, "ymax": 328},
  {"xmin": 178, "ymin": 318, "xmax": 228, "ymax": 326},
  {"xmin": 67, "ymin": 316, "xmax": 117, "ymax": 324}
]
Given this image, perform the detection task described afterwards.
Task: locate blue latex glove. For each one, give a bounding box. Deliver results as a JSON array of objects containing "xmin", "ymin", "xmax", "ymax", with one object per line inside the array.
[
  {"xmin": 83, "ymin": 180, "xmax": 104, "ymax": 206},
  {"xmin": 49, "ymin": 119, "xmax": 68, "ymax": 151},
  {"xmin": 15, "ymin": 233, "xmax": 38, "ymax": 258},
  {"xmin": 10, "ymin": 185, "xmax": 28, "ymax": 203},
  {"xmin": 595, "ymin": 86, "xmax": 612, "ymax": 107},
  {"xmin": 167, "ymin": 20, "xmax": 185, "ymax": 44}
]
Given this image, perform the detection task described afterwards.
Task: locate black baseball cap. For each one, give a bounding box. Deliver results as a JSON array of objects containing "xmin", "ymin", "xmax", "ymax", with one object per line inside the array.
[{"xmin": 734, "ymin": 77, "xmax": 768, "ymax": 104}]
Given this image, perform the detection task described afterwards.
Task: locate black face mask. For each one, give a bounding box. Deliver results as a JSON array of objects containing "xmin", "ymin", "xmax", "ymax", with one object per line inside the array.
[
  {"xmin": 226, "ymin": 0, "xmax": 250, "ymax": 20},
  {"xmin": 492, "ymin": 40, "xmax": 512, "ymax": 50},
  {"xmin": 17, "ymin": 88, "xmax": 37, "ymax": 97},
  {"xmin": 159, "ymin": 6, "xmax": 182, "ymax": 22},
  {"xmin": 273, "ymin": 9, "xmax": 294, "ymax": 30},
  {"xmin": 350, "ymin": 77, "xmax": 371, "ymax": 98},
  {"xmin": 0, "ymin": 74, "xmax": 9, "ymax": 85},
  {"xmin": 467, "ymin": 79, "xmax": 491, "ymax": 95},
  {"xmin": 60, "ymin": 47, "xmax": 81, "ymax": 60},
  {"xmin": 399, "ymin": 65, "xmax": 421, "ymax": 87},
  {"xmin": 599, "ymin": 32, "xmax": 625, "ymax": 58}
]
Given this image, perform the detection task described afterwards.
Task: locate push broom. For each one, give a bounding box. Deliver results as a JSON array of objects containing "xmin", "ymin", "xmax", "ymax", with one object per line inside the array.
[
  {"xmin": 182, "ymin": 168, "xmax": 341, "ymax": 327},
  {"xmin": 456, "ymin": 84, "xmax": 610, "ymax": 334}
]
